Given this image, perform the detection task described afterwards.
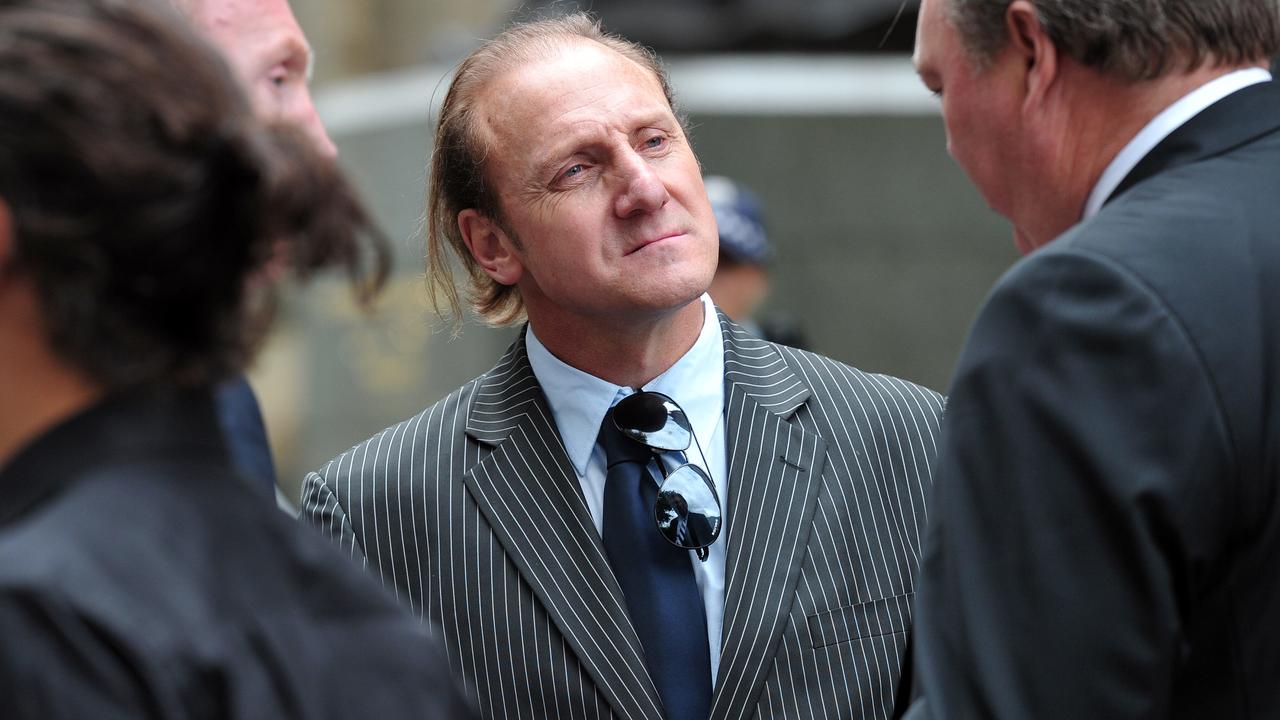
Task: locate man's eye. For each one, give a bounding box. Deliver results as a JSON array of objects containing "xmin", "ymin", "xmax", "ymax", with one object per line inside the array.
[
  {"xmin": 644, "ymin": 135, "xmax": 665, "ymax": 149},
  {"xmin": 561, "ymin": 164, "xmax": 584, "ymax": 180}
]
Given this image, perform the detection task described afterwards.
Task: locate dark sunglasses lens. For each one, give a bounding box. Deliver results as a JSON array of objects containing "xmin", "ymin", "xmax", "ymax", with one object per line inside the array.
[
  {"xmin": 613, "ymin": 392, "xmax": 691, "ymax": 451},
  {"xmin": 654, "ymin": 465, "xmax": 721, "ymax": 550}
]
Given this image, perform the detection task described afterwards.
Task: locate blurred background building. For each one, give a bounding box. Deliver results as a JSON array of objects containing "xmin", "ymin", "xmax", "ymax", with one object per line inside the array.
[{"xmin": 259, "ymin": 0, "xmax": 1016, "ymax": 502}]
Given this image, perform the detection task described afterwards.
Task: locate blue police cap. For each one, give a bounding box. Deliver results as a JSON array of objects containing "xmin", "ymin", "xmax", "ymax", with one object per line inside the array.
[{"xmin": 704, "ymin": 175, "xmax": 772, "ymax": 265}]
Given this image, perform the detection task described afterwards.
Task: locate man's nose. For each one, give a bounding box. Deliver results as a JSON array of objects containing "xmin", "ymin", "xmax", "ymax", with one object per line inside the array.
[
  {"xmin": 293, "ymin": 89, "xmax": 337, "ymax": 160},
  {"xmin": 613, "ymin": 152, "xmax": 669, "ymax": 218}
]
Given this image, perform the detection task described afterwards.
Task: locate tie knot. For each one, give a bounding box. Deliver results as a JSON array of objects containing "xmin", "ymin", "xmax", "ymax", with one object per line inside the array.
[{"xmin": 599, "ymin": 406, "xmax": 654, "ymax": 468}]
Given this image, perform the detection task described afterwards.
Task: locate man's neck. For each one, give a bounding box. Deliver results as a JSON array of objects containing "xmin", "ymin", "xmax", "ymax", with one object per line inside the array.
[
  {"xmin": 526, "ymin": 298, "xmax": 706, "ymax": 389},
  {"xmin": 1020, "ymin": 62, "xmax": 1263, "ymax": 250},
  {"xmin": 0, "ymin": 319, "xmax": 102, "ymax": 470}
]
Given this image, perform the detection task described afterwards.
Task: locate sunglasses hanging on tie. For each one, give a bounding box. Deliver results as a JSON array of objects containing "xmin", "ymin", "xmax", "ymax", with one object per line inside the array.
[{"xmin": 611, "ymin": 391, "xmax": 722, "ymax": 561}]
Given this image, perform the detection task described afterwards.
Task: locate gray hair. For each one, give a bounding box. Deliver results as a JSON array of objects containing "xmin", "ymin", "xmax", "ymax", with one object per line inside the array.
[
  {"xmin": 949, "ymin": 0, "xmax": 1280, "ymax": 80},
  {"xmin": 425, "ymin": 12, "xmax": 683, "ymax": 330}
]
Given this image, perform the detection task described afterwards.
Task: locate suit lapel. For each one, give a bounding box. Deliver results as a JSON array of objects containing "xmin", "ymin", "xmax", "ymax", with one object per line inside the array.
[
  {"xmin": 711, "ymin": 316, "xmax": 829, "ymax": 720},
  {"xmin": 463, "ymin": 331, "xmax": 665, "ymax": 720}
]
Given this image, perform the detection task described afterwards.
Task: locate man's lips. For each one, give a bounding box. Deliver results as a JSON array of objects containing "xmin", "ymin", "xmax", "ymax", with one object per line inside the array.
[{"xmin": 625, "ymin": 231, "xmax": 686, "ymax": 255}]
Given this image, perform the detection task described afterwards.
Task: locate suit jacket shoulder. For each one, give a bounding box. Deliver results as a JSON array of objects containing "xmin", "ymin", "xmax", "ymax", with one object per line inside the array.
[
  {"xmin": 724, "ymin": 321, "xmax": 944, "ymax": 494},
  {"xmin": 772, "ymin": 339, "xmax": 945, "ymax": 456},
  {"xmin": 302, "ymin": 367, "xmax": 490, "ymax": 561}
]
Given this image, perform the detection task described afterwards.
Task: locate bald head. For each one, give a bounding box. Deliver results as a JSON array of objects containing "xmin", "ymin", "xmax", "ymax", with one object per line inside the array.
[{"xmin": 178, "ymin": 0, "xmax": 334, "ymax": 158}]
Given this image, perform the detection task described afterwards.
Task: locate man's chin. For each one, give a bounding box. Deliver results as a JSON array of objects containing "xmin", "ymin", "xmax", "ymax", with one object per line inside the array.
[{"xmin": 637, "ymin": 284, "xmax": 707, "ymax": 318}]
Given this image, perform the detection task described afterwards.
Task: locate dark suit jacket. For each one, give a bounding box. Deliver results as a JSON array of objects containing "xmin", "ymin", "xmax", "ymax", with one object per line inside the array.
[
  {"xmin": 0, "ymin": 386, "xmax": 472, "ymax": 719},
  {"xmin": 302, "ymin": 313, "xmax": 944, "ymax": 719},
  {"xmin": 909, "ymin": 81, "xmax": 1280, "ymax": 718}
]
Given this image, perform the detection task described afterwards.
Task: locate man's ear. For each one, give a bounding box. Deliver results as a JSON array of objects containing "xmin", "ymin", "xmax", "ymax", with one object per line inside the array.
[
  {"xmin": 1006, "ymin": 0, "xmax": 1058, "ymax": 110},
  {"xmin": 458, "ymin": 209, "xmax": 523, "ymax": 286}
]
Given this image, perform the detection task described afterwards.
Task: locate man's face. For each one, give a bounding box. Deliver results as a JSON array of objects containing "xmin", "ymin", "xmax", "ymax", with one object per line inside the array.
[
  {"xmin": 189, "ymin": 0, "xmax": 334, "ymax": 158},
  {"xmin": 473, "ymin": 41, "xmax": 719, "ymax": 328},
  {"xmin": 915, "ymin": 0, "xmax": 1036, "ymax": 252}
]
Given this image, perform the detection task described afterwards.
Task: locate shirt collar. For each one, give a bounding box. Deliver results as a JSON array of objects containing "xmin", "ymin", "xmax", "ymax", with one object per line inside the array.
[
  {"xmin": 526, "ymin": 294, "xmax": 726, "ymax": 477},
  {"xmin": 1083, "ymin": 67, "xmax": 1272, "ymax": 220}
]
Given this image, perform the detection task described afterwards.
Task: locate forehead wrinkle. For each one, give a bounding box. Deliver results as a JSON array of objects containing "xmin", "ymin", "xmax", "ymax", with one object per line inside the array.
[
  {"xmin": 543, "ymin": 69, "xmax": 673, "ymax": 133},
  {"xmin": 524, "ymin": 118, "xmax": 616, "ymax": 182},
  {"xmin": 501, "ymin": 40, "xmax": 669, "ymax": 118},
  {"xmin": 483, "ymin": 78, "xmax": 659, "ymax": 173},
  {"xmin": 544, "ymin": 99, "xmax": 673, "ymax": 155},
  {"xmin": 526, "ymin": 100, "xmax": 676, "ymax": 189}
]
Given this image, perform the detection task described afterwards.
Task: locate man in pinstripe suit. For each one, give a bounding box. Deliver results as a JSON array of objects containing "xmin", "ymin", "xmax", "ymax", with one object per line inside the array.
[{"xmin": 303, "ymin": 13, "xmax": 943, "ymax": 720}]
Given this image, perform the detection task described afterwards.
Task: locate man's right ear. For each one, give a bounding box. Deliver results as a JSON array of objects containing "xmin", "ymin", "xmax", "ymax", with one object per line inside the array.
[
  {"xmin": 1006, "ymin": 0, "xmax": 1059, "ymax": 111},
  {"xmin": 458, "ymin": 209, "xmax": 523, "ymax": 286}
]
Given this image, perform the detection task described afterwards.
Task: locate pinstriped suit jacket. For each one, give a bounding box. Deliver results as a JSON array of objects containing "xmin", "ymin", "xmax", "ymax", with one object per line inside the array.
[{"xmin": 302, "ymin": 314, "xmax": 943, "ymax": 720}]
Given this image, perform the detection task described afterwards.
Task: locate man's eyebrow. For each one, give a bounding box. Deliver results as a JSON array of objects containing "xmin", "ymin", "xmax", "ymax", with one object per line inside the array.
[
  {"xmin": 528, "ymin": 109, "xmax": 677, "ymax": 179},
  {"xmin": 532, "ymin": 141, "xmax": 582, "ymax": 181}
]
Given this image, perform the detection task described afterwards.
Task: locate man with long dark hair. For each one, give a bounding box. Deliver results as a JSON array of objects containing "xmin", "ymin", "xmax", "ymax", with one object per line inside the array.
[{"xmin": 0, "ymin": 1, "xmax": 471, "ymax": 716}]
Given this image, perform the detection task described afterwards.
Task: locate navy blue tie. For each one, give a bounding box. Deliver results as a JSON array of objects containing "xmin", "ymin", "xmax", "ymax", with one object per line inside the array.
[{"xmin": 600, "ymin": 406, "xmax": 712, "ymax": 720}]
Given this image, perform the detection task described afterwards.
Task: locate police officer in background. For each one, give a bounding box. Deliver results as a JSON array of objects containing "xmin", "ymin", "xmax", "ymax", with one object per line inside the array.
[{"xmin": 705, "ymin": 175, "xmax": 807, "ymax": 349}]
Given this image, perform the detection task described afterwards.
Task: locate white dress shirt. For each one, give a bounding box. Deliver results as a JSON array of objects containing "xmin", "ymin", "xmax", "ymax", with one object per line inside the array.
[
  {"xmin": 526, "ymin": 293, "xmax": 729, "ymax": 687},
  {"xmin": 1083, "ymin": 67, "xmax": 1272, "ymax": 219}
]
